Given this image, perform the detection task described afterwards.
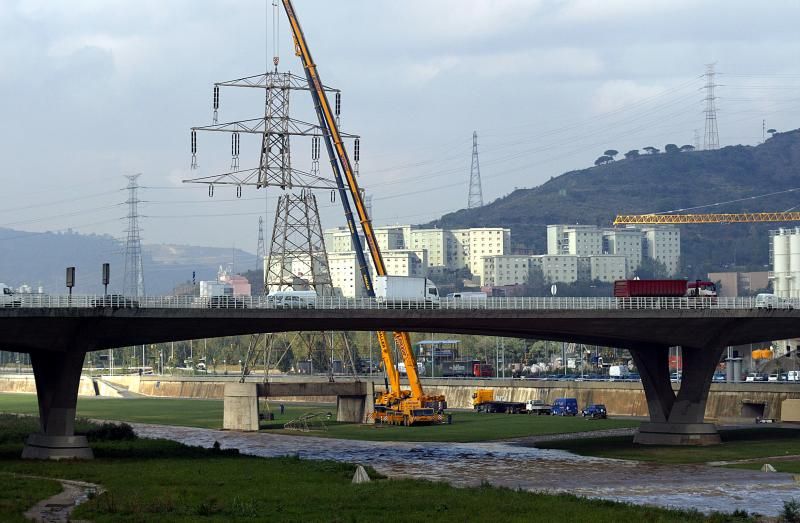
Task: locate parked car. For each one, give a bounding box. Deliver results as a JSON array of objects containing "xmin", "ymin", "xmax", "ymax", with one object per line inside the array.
[
  {"xmin": 551, "ymin": 397, "xmax": 578, "ymax": 416},
  {"xmin": 581, "ymin": 404, "xmax": 607, "ymax": 419},
  {"xmin": 90, "ymin": 295, "xmax": 139, "ymax": 308}
]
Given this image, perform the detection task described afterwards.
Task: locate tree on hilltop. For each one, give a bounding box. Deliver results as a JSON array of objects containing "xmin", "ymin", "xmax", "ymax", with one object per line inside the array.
[
  {"xmin": 679, "ymin": 144, "xmax": 695, "ymax": 152},
  {"xmin": 664, "ymin": 143, "xmax": 679, "ymax": 154},
  {"xmin": 594, "ymin": 155, "xmax": 613, "ymax": 166},
  {"xmin": 603, "ymin": 149, "xmax": 619, "ymax": 160},
  {"xmin": 643, "ymin": 146, "xmax": 659, "ymax": 155},
  {"xmin": 624, "ymin": 149, "xmax": 640, "ymax": 159}
]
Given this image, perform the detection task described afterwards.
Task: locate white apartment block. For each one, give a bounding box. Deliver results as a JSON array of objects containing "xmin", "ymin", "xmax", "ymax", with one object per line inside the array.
[
  {"xmin": 482, "ymin": 255, "xmax": 532, "ymax": 286},
  {"xmin": 328, "ymin": 225, "xmax": 510, "ymax": 280},
  {"xmin": 324, "ymin": 227, "xmax": 365, "ymax": 254},
  {"xmin": 642, "ymin": 226, "xmax": 680, "ymax": 276},
  {"xmin": 374, "ymin": 226, "xmax": 405, "ymax": 252},
  {"xmin": 451, "ymin": 227, "xmax": 511, "ymax": 281},
  {"xmin": 328, "ymin": 252, "xmax": 365, "ymax": 298},
  {"xmin": 586, "ymin": 255, "xmax": 627, "ymax": 283},
  {"xmin": 547, "ymin": 225, "xmax": 603, "ymax": 257},
  {"xmin": 409, "ymin": 228, "xmax": 447, "ymax": 268},
  {"xmin": 531, "ymin": 255, "xmax": 579, "ymax": 284},
  {"xmin": 602, "ymin": 228, "xmax": 642, "ymax": 277}
]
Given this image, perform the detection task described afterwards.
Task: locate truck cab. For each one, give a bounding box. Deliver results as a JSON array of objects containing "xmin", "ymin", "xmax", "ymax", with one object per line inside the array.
[{"xmin": 0, "ymin": 284, "xmax": 21, "ymax": 308}]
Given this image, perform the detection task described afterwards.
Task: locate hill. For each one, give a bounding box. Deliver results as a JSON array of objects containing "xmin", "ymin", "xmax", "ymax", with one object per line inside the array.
[
  {"xmin": 428, "ymin": 129, "xmax": 800, "ymax": 277},
  {"xmin": 0, "ymin": 228, "xmax": 258, "ymax": 294}
]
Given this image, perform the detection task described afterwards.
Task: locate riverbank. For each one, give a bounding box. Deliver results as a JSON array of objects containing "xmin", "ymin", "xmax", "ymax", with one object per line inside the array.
[
  {"xmin": 0, "ymin": 415, "xmax": 721, "ymax": 523},
  {"xmin": 534, "ymin": 426, "xmax": 800, "ymax": 464}
]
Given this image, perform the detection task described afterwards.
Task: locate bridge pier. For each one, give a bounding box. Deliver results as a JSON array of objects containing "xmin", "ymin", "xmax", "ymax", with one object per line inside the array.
[
  {"xmin": 21, "ymin": 350, "xmax": 93, "ymax": 460},
  {"xmin": 631, "ymin": 344, "xmax": 725, "ymax": 445}
]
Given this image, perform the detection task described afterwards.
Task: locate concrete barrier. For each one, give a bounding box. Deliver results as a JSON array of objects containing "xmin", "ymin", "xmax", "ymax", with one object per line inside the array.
[
  {"xmin": 781, "ymin": 399, "xmax": 800, "ymax": 422},
  {"xmin": 223, "ymin": 383, "xmax": 259, "ymax": 431}
]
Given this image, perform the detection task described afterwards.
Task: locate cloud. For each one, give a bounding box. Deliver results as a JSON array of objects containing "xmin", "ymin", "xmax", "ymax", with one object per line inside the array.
[
  {"xmin": 590, "ymin": 80, "xmax": 666, "ymax": 113},
  {"xmin": 554, "ymin": 0, "xmax": 694, "ymax": 22},
  {"xmin": 403, "ymin": 47, "xmax": 604, "ymax": 85}
]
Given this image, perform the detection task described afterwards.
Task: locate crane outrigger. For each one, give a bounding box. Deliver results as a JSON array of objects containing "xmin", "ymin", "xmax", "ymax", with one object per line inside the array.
[{"xmin": 281, "ymin": 0, "xmax": 446, "ymax": 425}]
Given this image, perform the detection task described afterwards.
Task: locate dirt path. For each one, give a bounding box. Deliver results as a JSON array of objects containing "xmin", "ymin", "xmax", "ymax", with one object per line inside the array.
[{"xmin": 17, "ymin": 474, "xmax": 103, "ymax": 523}]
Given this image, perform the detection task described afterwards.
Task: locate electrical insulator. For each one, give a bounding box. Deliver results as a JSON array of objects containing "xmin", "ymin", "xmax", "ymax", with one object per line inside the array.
[
  {"xmin": 213, "ymin": 85, "xmax": 219, "ymax": 110},
  {"xmin": 335, "ymin": 92, "xmax": 341, "ymax": 116},
  {"xmin": 236, "ymin": 185, "xmax": 242, "ymax": 198},
  {"xmin": 354, "ymin": 138, "xmax": 360, "ymax": 162},
  {"xmin": 208, "ymin": 184, "xmax": 214, "ymax": 197},
  {"xmin": 191, "ymin": 130, "xmax": 197, "ymax": 154},
  {"xmin": 331, "ymin": 190, "xmax": 336, "ymax": 203},
  {"xmin": 312, "ymin": 136, "xmax": 320, "ymax": 160},
  {"xmin": 231, "ymin": 132, "xmax": 240, "ymax": 156}
]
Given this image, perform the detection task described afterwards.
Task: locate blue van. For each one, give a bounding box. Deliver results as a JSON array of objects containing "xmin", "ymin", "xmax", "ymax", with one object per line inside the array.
[{"xmin": 551, "ymin": 398, "xmax": 578, "ymax": 416}]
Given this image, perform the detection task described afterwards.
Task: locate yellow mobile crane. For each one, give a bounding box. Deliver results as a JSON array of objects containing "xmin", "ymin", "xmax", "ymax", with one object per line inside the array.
[{"xmin": 282, "ymin": 0, "xmax": 446, "ymax": 425}]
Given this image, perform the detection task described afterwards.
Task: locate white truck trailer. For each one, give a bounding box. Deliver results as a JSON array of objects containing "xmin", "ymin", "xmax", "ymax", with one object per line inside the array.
[{"xmin": 374, "ymin": 276, "xmax": 439, "ymax": 305}]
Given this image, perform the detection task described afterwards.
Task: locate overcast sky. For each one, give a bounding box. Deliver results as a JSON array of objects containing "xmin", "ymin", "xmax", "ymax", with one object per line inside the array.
[{"xmin": 2, "ymin": 0, "xmax": 800, "ymax": 255}]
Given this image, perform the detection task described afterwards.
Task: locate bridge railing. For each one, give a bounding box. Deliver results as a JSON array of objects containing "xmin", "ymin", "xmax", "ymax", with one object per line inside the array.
[{"xmin": 5, "ymin": 294, "xmax": 798, "ymax": 310}]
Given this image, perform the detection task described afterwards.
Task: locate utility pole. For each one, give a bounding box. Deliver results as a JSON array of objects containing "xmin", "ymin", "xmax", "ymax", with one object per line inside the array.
[
  {"xmin": 123, "ymin": 174, "xmax": 145, "ymax": 297},
  {"xmin": 703, "ymin": 64, "xmax": 720, "ymax": 150},
  {"xmin": 468, "ymin": 131, "xmax": 484, "ymax": 209},
  {"xmin": 256, "ymin": 216, "xmax": 266, "ymax": 272}
]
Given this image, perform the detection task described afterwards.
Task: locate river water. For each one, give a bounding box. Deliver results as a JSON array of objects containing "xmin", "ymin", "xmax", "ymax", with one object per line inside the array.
[{"xmin": 130, "ymin": 423, "xmax": 800, "ymax": 517}]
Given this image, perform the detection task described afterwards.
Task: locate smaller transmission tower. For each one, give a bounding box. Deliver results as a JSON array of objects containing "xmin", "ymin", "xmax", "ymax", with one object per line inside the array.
[
  {"xmin": 703, "ymin": 64, "xmax": 719, "ymax": 150},
  {"xmin": 123, "ymin": 174, "xmax": 145, "ymax": 297},
  {"xmin": 256, "ymin": 216, "xmax": 266, "ymax": 272},
  {"xmin": 468, "ymin": 131, "xmax": 484, "ymax": 209}
]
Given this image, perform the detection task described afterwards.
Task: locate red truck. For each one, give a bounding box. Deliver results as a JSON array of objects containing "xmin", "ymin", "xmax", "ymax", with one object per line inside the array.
[{"xmin": 614, "ymin": 279, "xmax": 717, "ymax": 298}]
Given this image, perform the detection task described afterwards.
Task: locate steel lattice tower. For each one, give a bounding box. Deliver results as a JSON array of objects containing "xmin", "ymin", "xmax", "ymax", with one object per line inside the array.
[
  {"xmin": 256, "ymin": 216, "xmax": 266, "ymax": 271},
  {"xmin": 468, "ymin": 131, "xmax": 484, "ymax": 208},
  {"xmin": 703, "ymin": 64, "xmax": 720, "ymax": 150},
  {"xmin": 265, "ymin": 190, "xmax": 332, "ymax": 294},
  {"xmin": 123, "ymin": 174, "xmax": 145, "ymax": 297}
]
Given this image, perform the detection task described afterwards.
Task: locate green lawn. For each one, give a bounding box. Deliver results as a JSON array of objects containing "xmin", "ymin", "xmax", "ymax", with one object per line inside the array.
[
  {"xmin": 0, "ymin": 474, "xmax": 62, "ymax": 523},
  {"xmin": 283, "ymin": 412, "xmax": 637, "ymax": 442},
  {"xmin": 0, "ymin": 416, "xmax": 747, "ymax": 523},
  {"xmin": 727, "ymin": 459, "xmax": 800, "ymax": 474},
  {"xmin": 0, "ymin": 393, "xmax": 638, "ymax": 442},
  {"xmin": 536, "ymin": 427, "xmax": 800, "ymax": 464}
]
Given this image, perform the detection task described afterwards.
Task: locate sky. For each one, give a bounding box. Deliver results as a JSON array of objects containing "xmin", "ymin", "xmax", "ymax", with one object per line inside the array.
[{"xmin": 2, "ymin": 0, "xmax": 800, "ymax": 255}]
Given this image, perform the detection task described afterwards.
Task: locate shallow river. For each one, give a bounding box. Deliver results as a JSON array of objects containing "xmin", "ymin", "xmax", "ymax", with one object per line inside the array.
[{"xmin": 131, "ymin": 423, "xmax": 800, "ymax": 517}]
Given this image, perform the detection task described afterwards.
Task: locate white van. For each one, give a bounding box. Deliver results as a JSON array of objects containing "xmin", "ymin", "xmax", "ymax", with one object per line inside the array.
[
  {"xmin": 0, "ymin": 283, "xmax": 21, "ymax": 308},
  {"xmin": 267, "ymin": 290, "xmax": 318, "ymax": 309},
  {"xmin": 755, "ymin": 293, "xmax": 793, "ymax": 310}
]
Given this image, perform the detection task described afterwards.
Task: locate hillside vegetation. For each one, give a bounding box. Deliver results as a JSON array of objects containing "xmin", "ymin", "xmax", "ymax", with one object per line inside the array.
[{"xmin": 429, "ymin": 129, "xmax": 800, "ymax": 277}]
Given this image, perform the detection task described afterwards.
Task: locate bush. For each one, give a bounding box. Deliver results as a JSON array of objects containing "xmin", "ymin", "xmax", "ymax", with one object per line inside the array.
[
  {"xmin": 83, "ymin": 422, "xmax": 137, "ymax": 442},
  {"xmin": 782, "ymin": 499, "xmax": 800, "ymax": 523}
]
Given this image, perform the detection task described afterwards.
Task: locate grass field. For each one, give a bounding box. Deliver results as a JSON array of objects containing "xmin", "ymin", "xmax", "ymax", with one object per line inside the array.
[
  {"xmin": 0, "ymin": 415, "xmax": 750, "ymax": 523},
  {"xmin": 536, "ymin": 427, "xmax": 800, "ymax": 464},
  {"xmin": 0, "ymin": 393, "xmax": 638, "ymax": 442}
]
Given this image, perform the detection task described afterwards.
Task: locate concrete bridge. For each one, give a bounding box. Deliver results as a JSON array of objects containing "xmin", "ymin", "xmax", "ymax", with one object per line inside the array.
[{"xmin": 2, "ymin": 300, "xmax": 799, "ymax": 458}]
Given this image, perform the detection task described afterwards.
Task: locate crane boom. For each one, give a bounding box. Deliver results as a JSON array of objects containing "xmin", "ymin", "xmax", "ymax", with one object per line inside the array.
[
  {"xmin": 282, "ymin": 0, "xmax": 426, "ymax": 402},
  {"xmin": 614, "ymin": 212, "xmax": 800, "ymax": 225}
]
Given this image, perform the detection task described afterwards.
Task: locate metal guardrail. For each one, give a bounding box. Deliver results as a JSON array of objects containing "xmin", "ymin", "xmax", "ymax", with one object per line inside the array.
[{"xmin": 2, "ymin": 294, "xmax": 797, "ymax": 311}]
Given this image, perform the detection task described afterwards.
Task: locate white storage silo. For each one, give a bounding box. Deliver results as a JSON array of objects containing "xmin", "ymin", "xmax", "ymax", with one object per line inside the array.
[
  {"xmin": 774, "ymin": 229, "xmax": 791, "ymax": 297},
  {"xmin": 790, "ymin": 229, "xmax": 800, "ymax": 298}
]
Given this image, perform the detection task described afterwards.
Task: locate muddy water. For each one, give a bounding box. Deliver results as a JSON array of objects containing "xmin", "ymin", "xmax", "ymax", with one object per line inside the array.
[{"xmin": 131, "ymin": 423, "xmax": 800, "ymax": 516}]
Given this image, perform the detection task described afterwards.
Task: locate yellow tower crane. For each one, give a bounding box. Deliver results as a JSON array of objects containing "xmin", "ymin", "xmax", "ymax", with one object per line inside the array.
[{"xmin": 614, "ymin": 212, "xmax": 800, "ymax": 225}]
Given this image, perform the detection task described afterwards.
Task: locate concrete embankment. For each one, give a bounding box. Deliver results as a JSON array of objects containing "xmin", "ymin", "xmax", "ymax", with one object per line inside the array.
[{"xmin": 2, "ymin": 374, "xmax": 799, "ymax": 420}]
